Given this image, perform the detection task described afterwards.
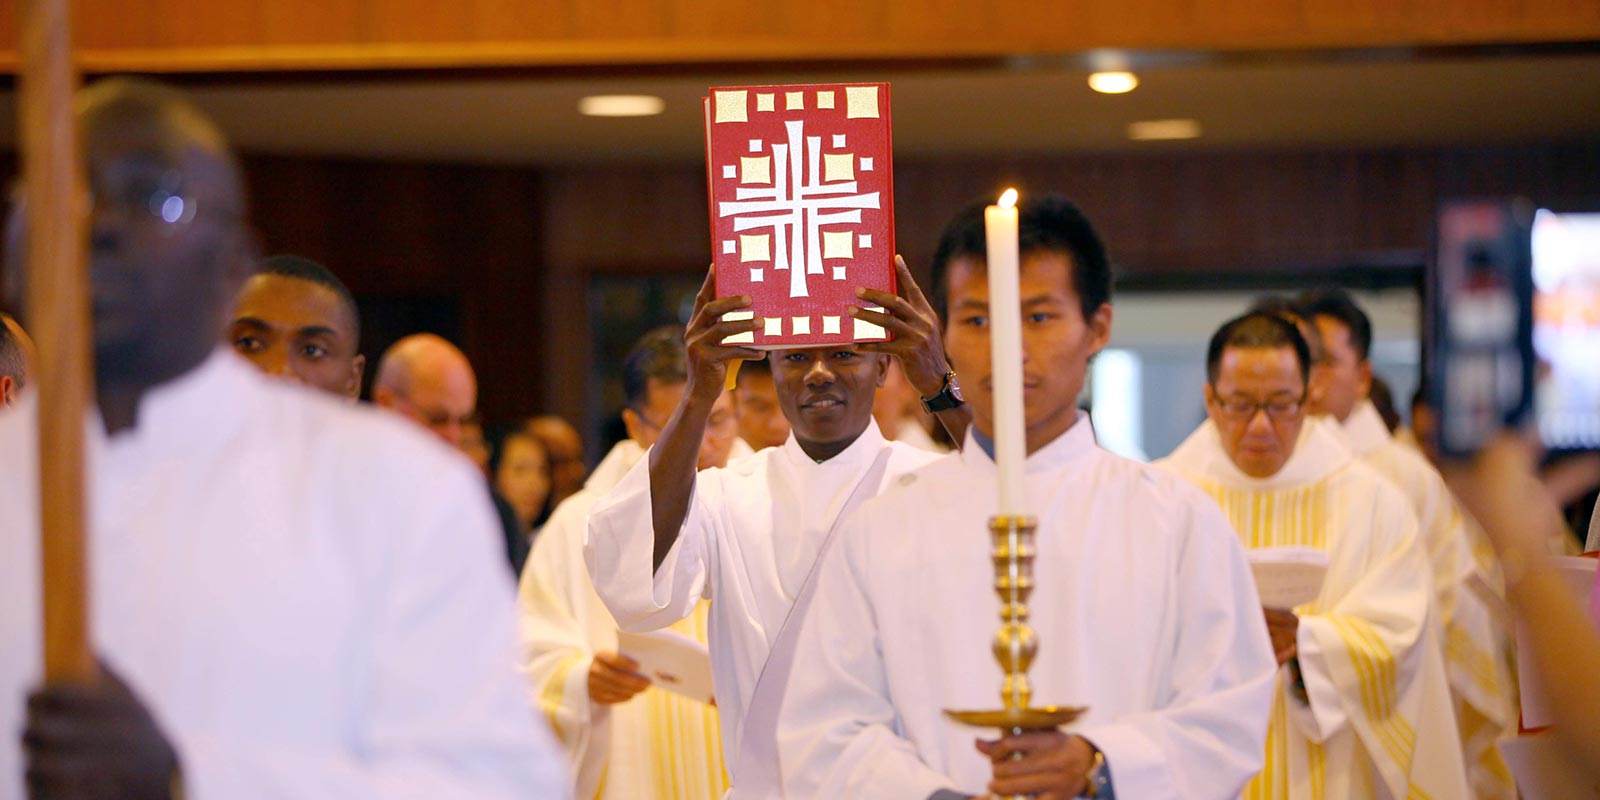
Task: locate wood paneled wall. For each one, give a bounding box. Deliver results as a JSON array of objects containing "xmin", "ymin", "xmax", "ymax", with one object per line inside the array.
[
  {"xmin": 4, "ymin": 0, "xmax": 1600, "ymax": 74},
  {"xmin": 4, "ymin": 139, "xmax": 1599, "ymax": 441},
  {"xmin": 536, "ymin": 140, "xmax": 1600, "ymax": 430}
]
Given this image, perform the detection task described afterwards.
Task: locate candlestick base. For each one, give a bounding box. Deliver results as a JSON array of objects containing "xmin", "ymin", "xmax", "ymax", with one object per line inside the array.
[{"xmin": 943, "ymin": 705, "xmax": 1086, "ymax": 730}]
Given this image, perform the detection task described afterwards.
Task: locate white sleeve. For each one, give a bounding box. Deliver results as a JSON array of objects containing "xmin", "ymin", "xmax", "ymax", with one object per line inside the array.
[
  {"xmin": 584, "ymin": 454, "xmax": 718, "ymax": 632},
  {"xmin": 177, "ymin": 463, "xmax": 567, "ymax": 799},
  {"xmin": 776, "ymin": 512, "xmax": 958, "ymax": 799},
  {"xmin": 1075, "ymin": 496, "xmax": 1278, "ymax": 800}
]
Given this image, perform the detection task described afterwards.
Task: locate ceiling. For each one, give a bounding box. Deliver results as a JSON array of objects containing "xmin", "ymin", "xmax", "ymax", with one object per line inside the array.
[{"xmin": 2, "ymin": 52, "xmax": 1599, "ymax": 165}]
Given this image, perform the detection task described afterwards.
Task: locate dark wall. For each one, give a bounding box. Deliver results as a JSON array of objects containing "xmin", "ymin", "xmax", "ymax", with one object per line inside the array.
[{"xmin": 5, "ymin": 139, "xmax": 1600, "ymax": 440}]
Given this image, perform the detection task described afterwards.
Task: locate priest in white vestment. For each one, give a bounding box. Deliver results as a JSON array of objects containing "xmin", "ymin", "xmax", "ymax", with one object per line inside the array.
[
  {"xmin": 3, "ymin": 79, "xmax": 563, "ymax": 798},
  {"xmin": 777, "ymin": 195, "xmax": 1277, "ymax": 799},
  {"xmin": 1300, "ymin": 288, "xmax": 1516, "ymax": 797},
  {"xmin": 585, "ymin": 261, "xmax": 961, "ymax": 793},
  {"xmin": 521, "ymin": 326, "xmax": 750, "ymax": 800},
  {"xmin": 1160, "ymin": 311, "xmax": 1468, "ymax": 799},
  {"xmin": 1339, "ymin": 399, "xmax": 1516, "ymax": 797}
]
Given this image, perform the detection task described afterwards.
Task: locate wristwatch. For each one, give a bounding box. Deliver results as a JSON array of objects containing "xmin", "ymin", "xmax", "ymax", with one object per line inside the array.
[
  {"xmin": 1081, "ymin": 747, "xmax": 1113, "ymax": 799},
  {"xmin": 920, "ymin": 370, "xmax": 966, "ymax": 413}
]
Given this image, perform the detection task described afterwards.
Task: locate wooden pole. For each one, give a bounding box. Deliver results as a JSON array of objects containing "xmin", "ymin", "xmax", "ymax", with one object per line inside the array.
[{"xmin": 19, "ymin": 0, "xmax": 95, "ymax": 681}]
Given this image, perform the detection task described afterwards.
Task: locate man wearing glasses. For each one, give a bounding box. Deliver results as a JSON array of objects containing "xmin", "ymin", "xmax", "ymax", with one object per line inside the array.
[
  {"xmin": 373, "ymin": 332, "xmax": 479, "ymax": 449},
  {"xmin": 521, "ymin": 325, "xmax": 745, "ymax": 800},
  {"xmin": 1160, "ymin": 311, "xmax": 1467, "ymax": 800}
]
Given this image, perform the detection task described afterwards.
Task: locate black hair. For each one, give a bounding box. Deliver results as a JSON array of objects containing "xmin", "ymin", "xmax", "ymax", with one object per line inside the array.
[
  {"xmin": 1296, "ymin": 288, "xmax": 1372, "ymax": 361},
  {"xmin": 486, "ymin": 424, "xmax": 554, "ymax": 529},
  {"xmin": 0, "ymin": 313, "xmax": 24, "ymax": 389},
  {"xmin": 1206, "ymin": 311, "xmax": 1312, "ymax": 387},
  {"xmin": 622, "ymin": 325, "xmax": 688, "ymax": 409},
  {"xmin": 929, "ymin": 192, "xmax": 1112, "ymax": 323},
  {"xmin": 736, "ymin": 355, "xmax": 772, "ymax": 385},
  {"xmin": 1247, "ymin": 293, "xmax": 1325, "ymax": 364},
  {"xmin": 1369, "ymin": 374, "xmax": 1401, "ymax": 433},
  {"xmin": 258, "ymin": 254, "xmax": 361, "ymax": 349}
]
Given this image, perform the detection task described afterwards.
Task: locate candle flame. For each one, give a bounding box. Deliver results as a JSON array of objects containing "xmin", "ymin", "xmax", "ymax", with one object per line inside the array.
[{"xmin": 998, "ymin": 188, "xmax": 1019, "ymax": 209}]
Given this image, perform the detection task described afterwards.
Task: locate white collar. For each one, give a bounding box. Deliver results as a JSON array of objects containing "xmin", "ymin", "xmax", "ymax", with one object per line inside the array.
[
  {"xmin": 584, "ymin": 439, "xmax": 646, "ymax": 494},
  {"xmin": 958, "ymin": 410, "xmax": 1098, "ymax": 476},
  {"xmin": 103, "ymin": 348, "xmax": 256, "ymax": 450},
  {"xmin": 1339, "ymin": 401, "xmax": 1392, "ymax": 457},
  {"xmin": 1165, "ymin": 415, "xmax": 1352, "ymax": 491},
  {"xmin": 781, "ymin": 418, "xmax": 888, "ymax": 470}
]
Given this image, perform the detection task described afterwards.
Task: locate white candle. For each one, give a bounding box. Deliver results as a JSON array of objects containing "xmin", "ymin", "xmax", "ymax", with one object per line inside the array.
[{"xmin": 984, "ymin": 188, "xmax": 1027, "ymax": 516}]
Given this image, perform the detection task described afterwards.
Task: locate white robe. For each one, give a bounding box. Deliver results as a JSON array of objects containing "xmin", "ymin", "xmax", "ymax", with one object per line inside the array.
[
  {"xmin": 521, "ymin": 439, "xmax": 730, "ymax": 800},
  {"xmin": 0, "ymin": 351, "xmax": 566, "ymax": 799},
  {"xmin": 1339, "ymin": 402, "xmax": 1517, "ymax": 798},
  {"xmin": 584, "ymin": 421, "xmax": 939, "ymax": 788},
  {"xmin": 777, "ymin": 415, "xmax": 1278, "ymax": 799},
  {"xmin": 1161, "ymin": 418, "xmax": 1469, "ymax": 799}
]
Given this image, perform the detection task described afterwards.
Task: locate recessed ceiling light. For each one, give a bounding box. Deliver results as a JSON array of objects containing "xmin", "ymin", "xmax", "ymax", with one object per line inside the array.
[
  {"xmin": 1088, "ymin": 71, "xmax": 1139, "ymax": 94},
  {"xmin": 579, "ymin": 95, "xmax": 665, "ymax": 117},
  {"xmin": 1127, "ymin": 119, "xmax": 1202, "ymax": 141}
]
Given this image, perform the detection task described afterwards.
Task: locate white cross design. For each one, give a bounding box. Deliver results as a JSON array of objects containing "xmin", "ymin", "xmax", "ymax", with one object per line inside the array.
[{"xmin": 718, "ymin": 119, "xmax": 880, "ymax": 298}]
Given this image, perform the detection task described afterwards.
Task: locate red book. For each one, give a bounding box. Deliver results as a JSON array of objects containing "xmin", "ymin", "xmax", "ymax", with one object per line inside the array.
[{"xmin": 704, "ymin": 82, "xmax": 896, "ymax": 348}]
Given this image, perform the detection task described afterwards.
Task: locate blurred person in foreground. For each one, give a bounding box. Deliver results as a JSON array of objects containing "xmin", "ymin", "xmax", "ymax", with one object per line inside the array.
[
  {"xmin": 0, "ymin": 77, "xmax": 564, "ymax": 799},
  {"xmin": 1445, "ymin": 435, "xmax": 1600, "ymax": 783}
]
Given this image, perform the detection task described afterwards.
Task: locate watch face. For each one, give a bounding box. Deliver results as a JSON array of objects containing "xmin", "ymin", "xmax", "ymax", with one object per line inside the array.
[{"xmin": 948, "ymin": 373, "xmax": 964, "ymax": 402}]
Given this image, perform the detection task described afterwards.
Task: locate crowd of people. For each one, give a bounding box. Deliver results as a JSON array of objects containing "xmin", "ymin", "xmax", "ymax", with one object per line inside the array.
[{"xmin": 1, "ymin": 77, "xmax": 1597, "ymax": 799}]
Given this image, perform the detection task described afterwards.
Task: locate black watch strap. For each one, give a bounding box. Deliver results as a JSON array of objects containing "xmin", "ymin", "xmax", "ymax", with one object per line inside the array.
[{"xmin": 921, "ymin": 370, "xmax": 965, "ymax": 414}]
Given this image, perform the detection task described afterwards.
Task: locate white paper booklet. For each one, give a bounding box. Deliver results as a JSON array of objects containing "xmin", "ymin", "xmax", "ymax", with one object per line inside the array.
[
  {"xmin": 1500, "ymin": 735, "xmax": 1600, "ymax": 798},
  {"xmin": 1247, "ymin": 547, "xmax": 1331, "ymax": 610},
  {"xmin": 1517, "ymin": 556, "xmax": 1599, "ymax": 729},
  {"xmin": 616, "ymin": 628, "xmax": 716, "ymax": 705}
]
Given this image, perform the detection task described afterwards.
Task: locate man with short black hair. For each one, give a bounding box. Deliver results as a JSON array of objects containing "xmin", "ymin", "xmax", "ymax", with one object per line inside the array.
[
  {"xmin": 585, "ymin": 256, "xmax": 955, "ymax": 795},
  {"xmin": 1162, "ymin": 310, "xmax": 1467, "ymax": 799},
  {"xmin": 778, "ymin": 195, "xmax": 1275, "ymax": 799},
  {"xmin": 0, "ymin": 312, "xmax": 30, "ymax": 408},
  {"xmin": 1299, "ymin": 288, "xmax": 1517, "ymax": 798},
  {"xmin": 730, "ymin": 357, "xmax": 789, "ymax": 451},
  {"xmin": 522, "ymin": 325, "xmax": 745, "ymax": 800},
  {"xmin": 0, "ymin": 77, "xmax": 564, "ymax": 798},
  {"xmin": 228, "ymin": 254, "xmax": 365, "ymax": 399}
]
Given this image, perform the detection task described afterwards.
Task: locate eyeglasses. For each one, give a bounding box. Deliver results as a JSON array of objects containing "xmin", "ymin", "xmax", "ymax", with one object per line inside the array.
[
  {"xmin": 7, "ymin": 171, "xmax": 233, "ymax": 235},
  {"xmin": 1213, "ymin": 392, "xmax": 1305, "ymax": 422}
]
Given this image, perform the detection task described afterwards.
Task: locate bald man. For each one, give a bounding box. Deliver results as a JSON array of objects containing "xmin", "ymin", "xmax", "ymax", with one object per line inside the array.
[
  {"xmin": 374, "ymin": 334, "xmax": 535, "ymax": 574},
  {"xmin": 0, "ymin": 313, "xmax": 30, "ymax": 408},
  {"xmin": 1, "ymin": 78, "xmax": 564, "ymax": 798},
  {"xmin": 373, "ymin": 333, "xmax": 478, "ymax": 448}
]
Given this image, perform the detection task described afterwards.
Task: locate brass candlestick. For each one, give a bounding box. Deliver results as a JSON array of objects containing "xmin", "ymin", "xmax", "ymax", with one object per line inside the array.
[{"xmin": 945, "ymin": 515, "xmax": 1086, "ymax": 800}]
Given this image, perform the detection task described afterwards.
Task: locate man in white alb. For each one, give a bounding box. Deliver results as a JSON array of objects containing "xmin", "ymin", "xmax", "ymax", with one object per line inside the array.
[
  {"xmin": 585, "ymin": 256, "xmax": 965, "ymax": 794},
  {"xmin": 520, "ymin": 326, "xmax": 747, "ymax": 800},
  {"xmin": 1, "ymin": 78, "xmax": 564, "ymax": 799},
  {"xmin": 1299, "ymin": 288, "xmax": 1516, "ymax": 798},
  {"xmin": 1161, "ymin": 310, "xmax": 1468, "ymax": 799},
  {"xmin": 777, "ymin": 195, "xmax": 1278, "ymax": 800}
]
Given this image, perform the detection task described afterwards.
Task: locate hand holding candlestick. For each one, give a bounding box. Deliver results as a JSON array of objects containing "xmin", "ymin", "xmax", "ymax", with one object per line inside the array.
[{"xmin": 943, "ymin": 189, "xmax": 1085, "ymax": 800}]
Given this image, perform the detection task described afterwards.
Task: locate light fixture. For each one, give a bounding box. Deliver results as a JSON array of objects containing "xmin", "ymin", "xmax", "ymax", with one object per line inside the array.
[
  {"xmin": 1088, "ymin": 71, "xmax": 1139, "ymax": 94},
  {"xmin": 578, "ymin": 95, "xmax": 665, "ymax": 117},
  {"xmin": 1127, "ymin": 119, "xmax": 1202, "ymax": 141}
]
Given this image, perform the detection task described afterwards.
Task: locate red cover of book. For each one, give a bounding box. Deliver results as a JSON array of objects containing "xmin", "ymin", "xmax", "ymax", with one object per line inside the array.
[{"xmin": 704, "ymin": 82, "xmax": 895, "ymax": 348}]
